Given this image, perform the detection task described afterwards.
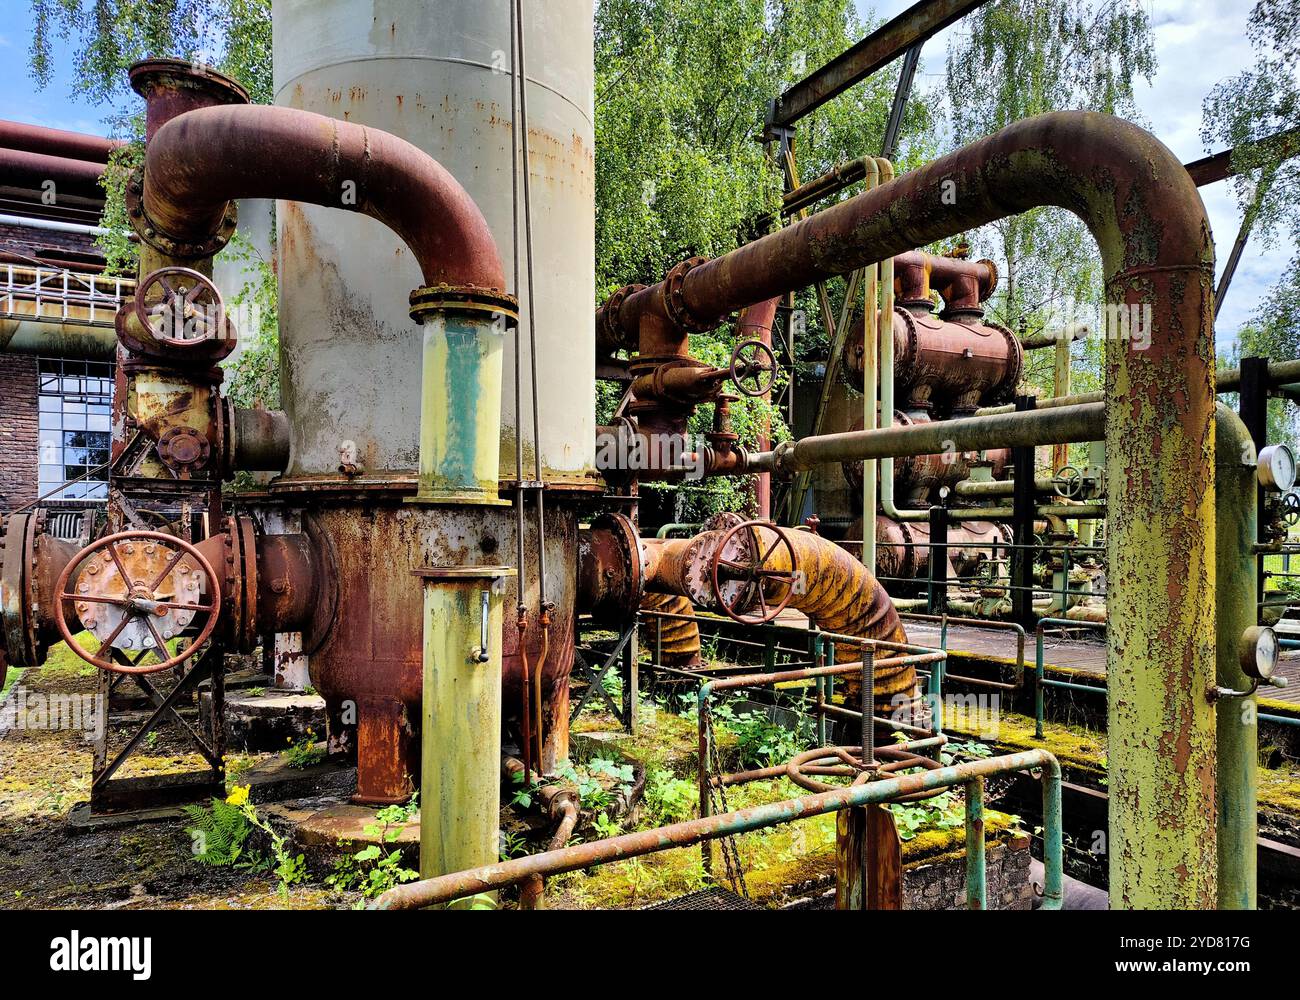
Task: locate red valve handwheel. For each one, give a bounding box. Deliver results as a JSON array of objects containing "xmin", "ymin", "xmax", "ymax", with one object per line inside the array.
[
  {"xmin": 54, "ymin": 530, "xmax": 221, "ymax": 675},
  {"xmin": 709, "ymin": 519, "xmax": 798, "ymax": 625}
]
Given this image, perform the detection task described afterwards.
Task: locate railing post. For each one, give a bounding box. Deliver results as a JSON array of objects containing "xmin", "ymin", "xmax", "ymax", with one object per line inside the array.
[{"xmin": 965, "ymin": 777, "xmax": 986, "ymax": 909}]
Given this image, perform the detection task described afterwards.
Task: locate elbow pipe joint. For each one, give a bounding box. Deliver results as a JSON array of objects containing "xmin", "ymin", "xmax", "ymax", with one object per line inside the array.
[{"xmin": 129, "ymin": 104, "xmax": 506, "ymax": 291}]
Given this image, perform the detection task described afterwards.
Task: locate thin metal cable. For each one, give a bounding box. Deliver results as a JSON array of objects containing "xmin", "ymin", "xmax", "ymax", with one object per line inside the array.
[
  {"xmin": 509, "ymin": 0, "xmax": 526, "ymax": 596},
  {"xmin": 514, "ymin": 0, "xmax": 548, "ymax": 607}
]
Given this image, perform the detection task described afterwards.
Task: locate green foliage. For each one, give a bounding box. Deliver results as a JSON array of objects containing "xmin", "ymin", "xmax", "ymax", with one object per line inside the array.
[
  {"xmin": 710, "ymin": 699, "xmax": 812, "ymax": 769},
  {"xmin": 944, "ymin": 0, "xmax": 1156, "ymax": 387},
  {"xmin": 1202, "ymin": 0, "xmax": 1300, "ymax": 407},
  {"xmin": 886, "ymin": 788, "xmax": 967, "ymax": 841},
  {"xmin": 554, "ymin": 756, "xmax": 635, "ymax": 815},
  {"xmin": 184, "ymin": 795, "xmax": 253, "ymax": 867},
  {"xmin": 28, "ymin": 0, "xmax": 272, "ymax": 106},
  {"xmin": 642, "ymin": 768, "xmax": 697, "ymax": 825},
  {"xmin": 219, "ymin": 233, "xmax": 281, "ymax": 410},
  {"xmin": 185, "ymin": 785, "xmax": 307, "ymax": 897},
  {"xmin": 97, "ymin": 135, "xmax": 145, "ymax": 275},
  {"xmin": 282, "ymin": 729, "xmax": 325, "ymax": 770},
  {"xmin": 327, "ymin": 793, "xmax": 420, "ymax": 906}
]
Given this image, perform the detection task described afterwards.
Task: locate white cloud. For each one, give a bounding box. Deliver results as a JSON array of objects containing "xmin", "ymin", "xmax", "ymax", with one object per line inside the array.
[{"xmin": 852, "ymin": 0, "xmax": 1282, "ymax": 351}]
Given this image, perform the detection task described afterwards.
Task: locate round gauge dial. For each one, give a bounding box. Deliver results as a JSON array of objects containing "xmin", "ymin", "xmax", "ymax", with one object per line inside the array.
[
  {"xmin": 1258, "ymin": 444, "xmax": 1297, "ymax": 492},
  {"xmin": 1240, "ymin": 625, "xmax": 1279, "ymax": 681}
]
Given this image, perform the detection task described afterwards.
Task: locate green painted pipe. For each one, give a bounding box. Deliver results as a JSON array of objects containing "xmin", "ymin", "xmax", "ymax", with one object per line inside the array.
[
  {"xmin": 374, "ymin": 748, "xmax": 1064, "ymax": 910},
  {"xmin": 413, "ymin": 308, "xmax": 510, "ymax": 505},
  {"xmin": 656, "ymin": 522, "xmax": 703, "ymax": 539},
  {"xmin": 965, "ymin": 776, "xmax": 986, "ymax": 909},
  {"xmin": 1035, "ymin": 617, "xmax": 1105, "ymax": 739},
  {"xmin": 1214, "ymin": 404, "xmax": 1258, "ymax": 910},
  {"xmin": 417, "ymin": 565, "xmax": 514, "ymax": 909}
]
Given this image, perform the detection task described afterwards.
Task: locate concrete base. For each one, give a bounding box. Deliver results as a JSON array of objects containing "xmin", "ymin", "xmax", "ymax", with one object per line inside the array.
[
  {"xmin": 264, "ymin": 800, "xmax": 421, "ymax": 871},
  {"xmin": 200, "ymin": 688, "xmax": 327, "ymax": 752},
  {"xmin": 242, "ymin": 753, "xmax": 356, "ymax": 803}
]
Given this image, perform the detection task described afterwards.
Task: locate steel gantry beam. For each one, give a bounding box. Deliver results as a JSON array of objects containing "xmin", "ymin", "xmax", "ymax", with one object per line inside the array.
[{"xmin": 768, "ymin": 0, "xmax": 992, "ymax": 129}]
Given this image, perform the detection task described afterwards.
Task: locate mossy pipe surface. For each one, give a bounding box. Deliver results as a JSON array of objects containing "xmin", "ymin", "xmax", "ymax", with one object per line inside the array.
[
  {"xmin": 617, "ymin": 111, "xmax": 1215, "ymax": 907},
  {"xmin": 373, "ymin": 748, "xmax": 1063, "ymax": 910},
  {"xmin": 1214, "ymin": 403, "xmax": 1258, "ymax": 910}
]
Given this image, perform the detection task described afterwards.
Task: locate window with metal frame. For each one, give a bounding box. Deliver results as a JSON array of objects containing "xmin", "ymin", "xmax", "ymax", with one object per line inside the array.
[{"xmin": 37, "ymin": 357, "xmax": 113, "ymax": 500}]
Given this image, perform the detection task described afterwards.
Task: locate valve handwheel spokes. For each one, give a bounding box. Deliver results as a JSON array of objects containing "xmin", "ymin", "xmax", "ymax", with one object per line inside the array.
[
  {"xmin": 709, "ymin": 519, "xmax": 798, "ymax": 624},
  {"xmin": 54, "ymin": 530, "xmax": 222, "ymax": 675},
  {"xmin": 1052, "ymin": 465, "xmax": 1083, "ymax": 499},
  {"xmin": 1282, "ymin": 491, "xmax": 1300, "ymax": 527},
  {"xmin": 729, "ymin": 339, "xmax": 778, "ymax": 398},
  {"xmin": 135, "ymin": 266, "xmax": 227, "ymax": 349}
]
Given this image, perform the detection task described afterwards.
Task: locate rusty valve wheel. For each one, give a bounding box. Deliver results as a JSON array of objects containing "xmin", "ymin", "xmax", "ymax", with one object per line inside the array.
[
  {"xmin": 54, "ymin": 530, "xmax": 221, "ymax": 675},
  {"xmin": 134, "ymin": 266, "xmax": 228, "ymax": 349},
  {"xmin": 785, "ymin": 745, "xmax": 947, "ymax": 801},
  {"xmin": 729, "ymin": 338, "xmax": 777, "ymax": 398},
  {"xmin": 709, "ymin": 519, "xmax": 798, "ymax": 625}
]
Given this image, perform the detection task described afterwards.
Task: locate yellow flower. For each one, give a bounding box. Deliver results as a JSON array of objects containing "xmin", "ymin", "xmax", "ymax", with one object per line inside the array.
[{"xmin": 225, "ymin": 785, "xmax": 251, "ymax": 807}]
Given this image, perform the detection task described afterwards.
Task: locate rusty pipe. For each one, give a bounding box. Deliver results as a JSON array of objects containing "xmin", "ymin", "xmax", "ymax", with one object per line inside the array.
[
  {"xmin": 735, "ymin": 297, "xmax": 781, "ymax": 519},
  {"xmin": 137, "ymin": 104, "xmax": 506, "ymax": 290},
  {"xmin": 502, "ymin": 755, "xmax": 579, "ymax": 909},
  {"xmin": 0, "ymin": 119, "xmax": 124, "ymax": 163},
  {"xmin": 0, "ymin": 148, "xmax": 108, "ymax": 202},
  {"xmin": 607, "ymin": 113, "xmax": 1217, "ymax": 906}
]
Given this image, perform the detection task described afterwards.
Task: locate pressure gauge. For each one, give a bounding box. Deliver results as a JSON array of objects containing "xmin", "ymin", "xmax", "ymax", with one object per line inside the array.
[
  {"xmin": 1258, "ymin": 444, "xmax": 1297, "ymax": 492},
  {"xmin": 1239, "ymin": 625, "xmax": 1280, "ymax": 682}
]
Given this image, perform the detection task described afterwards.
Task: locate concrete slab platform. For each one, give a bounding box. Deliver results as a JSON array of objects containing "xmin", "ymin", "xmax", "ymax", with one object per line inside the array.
[{"xmin": 200, "ymin": 688, "xmax": 327, "ymax": 751}]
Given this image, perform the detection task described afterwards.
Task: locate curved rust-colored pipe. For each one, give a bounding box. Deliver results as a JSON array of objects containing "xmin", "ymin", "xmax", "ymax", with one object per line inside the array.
[
  {"xmin": 139, "ymin": 104, "xmax": 506, "ymax": 290},
  {"xmin": 605, "ymin": 111, "xmax": 1216, "ymax": 908}
]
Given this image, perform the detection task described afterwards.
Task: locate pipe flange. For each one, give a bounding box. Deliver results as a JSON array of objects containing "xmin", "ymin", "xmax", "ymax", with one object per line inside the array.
[
  {"xmin": 598, "ymin": 284, "xmax": 643, "ymax": 354},
  {"xmin": 216, "ymin": 514, "xmax": 259, "ymax": 653},
  {"xmin": 578, "ymin": 512, "xmax": 645, "ymax": 623},
  {"xmin": 663, "ymin": 257, "xmax": 727, "ymax": 333},
  {"xmin": 975, "ymin": 258, "xmax": 999, "ymax": 302},
  {"xmin": 0, "ymin": 513, "xmax": 34, "ymax": 667},
  {"xmin": 892, "ymin": 304, "xmax": 919, "ymax": 373},
  {"xmin": 985, "ymin": 320, "xmax": 1024, "ymax": 399},
  {"xmin": 125, "ymin": 166, "xmax": 238, "ymax": 259},
  {"xmin": 409, "ymin": 284, "xmax": 519, "ymax": 327},
  {"xmin": 157, "ymin": 426, "xmax": 211, "ymax": 475}
]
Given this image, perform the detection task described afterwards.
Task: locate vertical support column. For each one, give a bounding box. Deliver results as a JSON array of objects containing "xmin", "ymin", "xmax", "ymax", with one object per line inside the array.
[
  {"xmin": 1051, "ymin": 335, "xmax": 1072, "ymax": 474},
  {"xmin": 1011, "ymin": 395, "xmax": 1037, "ymax": 628},
  {"xmin": 1215, "ymin": 406, "xmax": 1259, "ymax": 909},
  {"xmin": 416, "ymin": 565, "xmax": 514, "ymax": 908},
  {"xmin": 928, "ymin": 505, "xmax": 947, "ymax": 614},
  {"xmin": 1239, "ymin": 356, "xmax": 1269, "ymax": 616},
  {"xmin": 965, "ymin": 777, "xmax": 986, "ymax": 910},
  {"xmin": 620, "ymin": 623, "xmax": 639, "ymax": 735}
]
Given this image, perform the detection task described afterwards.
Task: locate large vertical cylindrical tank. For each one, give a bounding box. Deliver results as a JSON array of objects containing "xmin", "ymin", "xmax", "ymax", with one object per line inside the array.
[{"xmin": 272, "ymin": 0, "xmax": 596, "ymax": 486}]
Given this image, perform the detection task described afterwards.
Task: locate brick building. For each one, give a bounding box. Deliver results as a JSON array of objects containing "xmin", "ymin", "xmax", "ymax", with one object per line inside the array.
[{"xmin": 0, "ymin": 119, "xmax": 124, "ymax": 519}]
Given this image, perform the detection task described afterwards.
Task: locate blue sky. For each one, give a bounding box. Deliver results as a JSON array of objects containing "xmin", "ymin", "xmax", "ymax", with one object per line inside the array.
[
  {"xmin": 0, "ymin": 1, "xmax": 1283, "ymax": 350},
  {"xmin": 858, "ymin": 0, "xmax": 1284, "ymax": 351}
]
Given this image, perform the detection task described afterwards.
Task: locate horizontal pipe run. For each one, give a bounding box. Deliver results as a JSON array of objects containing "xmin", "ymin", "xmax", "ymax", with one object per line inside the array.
[
  {"xmin": 0, "ymin": 119, "xmax": 123, "ymax": 162},
  {"xmin": 751, "ymin": 403, "xmax": 1103, "ymax": 475},
  {"xmin": 977, "ymin": 358, "xmax": 1300, "ymax": 416},
  {"xmin": 372, "ymin": 749, "xmax": 1062, "ymax": 910}
]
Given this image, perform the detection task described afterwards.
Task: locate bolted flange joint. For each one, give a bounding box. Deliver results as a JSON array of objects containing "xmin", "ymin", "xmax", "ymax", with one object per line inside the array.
[
  {"xmin": 662, "ymin": 257, "xmax": 729, "ymax": 334},
  {"xmin": 409, "ymin": 284, "xmax": 519, "ymax": 328},
  {"xmin": 124, "ymin": 166, "xmax": 238, "ymax": 259}
]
